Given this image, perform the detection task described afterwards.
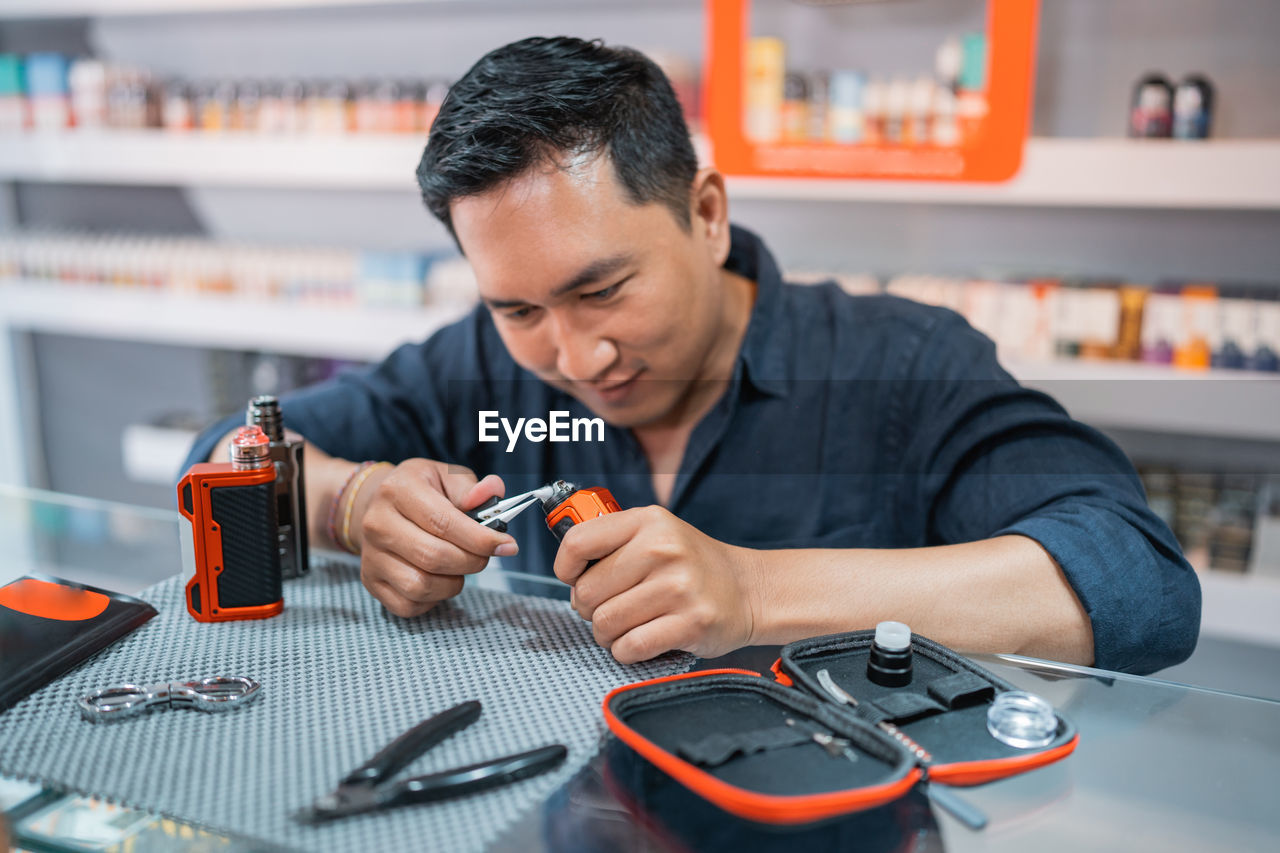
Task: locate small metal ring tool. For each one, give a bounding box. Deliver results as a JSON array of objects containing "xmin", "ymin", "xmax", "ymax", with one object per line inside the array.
[{"xmin": 79, "ymin": 676, "xmax": 262, "ymax": 722}]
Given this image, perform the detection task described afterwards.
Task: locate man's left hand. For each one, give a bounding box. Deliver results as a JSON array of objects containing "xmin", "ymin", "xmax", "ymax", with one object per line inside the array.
[{"xmin": 552, "ymin": 506, "xmax": 763, "ymax": 663}]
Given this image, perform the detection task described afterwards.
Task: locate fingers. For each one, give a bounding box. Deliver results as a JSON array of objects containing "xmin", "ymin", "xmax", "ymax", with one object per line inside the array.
[
  {"xmin": 609, "ymin": 614, "xmax": 690, "ymax": 665},
  {"xmin": 458, "ymin": 475, "xmax": 506, "ymax": 513},
  {"xmin": 571, "ymin": 553, "xmax": 650, "ymax": 620},
  {"xmin": 362, "ymin": 508, "xmax": 491, "ymax": 576},
  {"xmin": 587, "ymin": 582, "xmax": 671, "ymax": 648},
  {"xmin": 386, "ymin": 464, "xmax": 515, "ymax": 559},
  {"xmin": 552, "ymin": 507, "xmax": 650, "ymax": 585},
  {"xmin": 444, "ymin": 470, "xmax": 506, "ymax": 511},
  {"xmin": 361, "ymin": 550, "xmax": 465, "ymax": 619}
]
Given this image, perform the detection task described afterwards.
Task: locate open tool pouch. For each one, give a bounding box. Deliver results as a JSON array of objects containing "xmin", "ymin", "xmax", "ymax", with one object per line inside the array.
[{"xmin": 602, "ymin": 630, "xmax": 1078, "ymax": 826}]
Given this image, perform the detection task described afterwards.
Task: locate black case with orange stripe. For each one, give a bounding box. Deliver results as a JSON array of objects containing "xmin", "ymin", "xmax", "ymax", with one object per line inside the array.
[
  {"xmin": 0, "ymin": 574, "xmax": 158, "ymax": 713},
  {"xmin": 603, "ymin": 630, "xmax": 1078, "ymax": 826}
]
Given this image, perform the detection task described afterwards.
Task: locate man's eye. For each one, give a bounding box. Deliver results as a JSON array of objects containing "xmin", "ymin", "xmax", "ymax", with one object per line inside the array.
[
  {"xmin": 506, "ymin": 305, "xmax": 538, "ymax": 320},
  {"xmin": 583, "ymin": 283, "xmax": 621, "ymax": 301}
]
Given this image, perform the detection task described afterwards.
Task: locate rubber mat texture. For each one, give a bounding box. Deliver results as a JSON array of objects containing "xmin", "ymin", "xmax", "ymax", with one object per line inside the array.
[{"xmin": 0, "ymin": 560, "xmax": 691, "ymax": 851}]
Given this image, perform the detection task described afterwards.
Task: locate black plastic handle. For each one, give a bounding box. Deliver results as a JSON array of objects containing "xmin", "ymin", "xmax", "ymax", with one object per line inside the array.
[
  {"xmin": 465, "ymin": 496, "xmax": 509, "ymax": 534},
  {"xmin": 389, "ymin": 743, "xmax": 569, "ymax": 806},
  {"xmin": 340, "ymin": 700, "xmax": 482, "ymax": 788}
]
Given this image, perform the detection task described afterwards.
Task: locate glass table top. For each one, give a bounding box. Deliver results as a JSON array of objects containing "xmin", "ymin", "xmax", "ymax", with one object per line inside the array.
[{"xmin": 1, "ymin": 484, "xmax": 1278, "ymax": 852}]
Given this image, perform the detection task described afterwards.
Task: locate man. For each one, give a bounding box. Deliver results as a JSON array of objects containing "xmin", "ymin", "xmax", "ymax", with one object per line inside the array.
[{"xmin": 186, "ymin": 37, "xmax": 1199, "ymax": 674}]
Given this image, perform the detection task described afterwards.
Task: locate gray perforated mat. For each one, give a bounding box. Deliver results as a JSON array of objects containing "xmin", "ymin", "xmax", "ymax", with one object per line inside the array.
[{"xmin": 0, "ymin": 560, "xmax": 691, "ymax": 851}]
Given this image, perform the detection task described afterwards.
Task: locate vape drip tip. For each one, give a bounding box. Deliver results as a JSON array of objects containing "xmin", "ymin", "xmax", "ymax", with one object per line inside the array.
[
  {"xmin": 247, "ymin": 395, "xmax": 284, "ymax": 441},
  {"xmin": 541, "ymin": 480, "xmax": 578, "ymax": 514},
  {"xmin": 231, "ymin": 425, "xmax": 272, "ymax": 470},
  {"xmin": 867, "ymin": 620, "xmax": 913, "ymax": 687}
]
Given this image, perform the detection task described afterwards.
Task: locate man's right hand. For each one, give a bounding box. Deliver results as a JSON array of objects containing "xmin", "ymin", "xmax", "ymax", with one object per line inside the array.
[{"xmin": 352, "ymin": 459, "xmax": 516, "ymax": 618}]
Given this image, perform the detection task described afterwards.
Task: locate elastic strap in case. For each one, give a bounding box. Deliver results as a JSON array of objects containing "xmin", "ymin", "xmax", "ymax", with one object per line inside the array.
[
  {"xmin": 862, "ymin": 691, "xmax": 946, "ymax": 725},
  {"xmin": 675, "ymin": 725, "xmax": 814, "ymax": 767},
  {"xmin": 926, "ymin": 671, "xmax": 995, "ymax": 710}
]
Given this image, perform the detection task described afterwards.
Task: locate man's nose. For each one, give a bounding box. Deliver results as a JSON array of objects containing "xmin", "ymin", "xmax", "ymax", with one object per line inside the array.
[{"xmin": 552, "ymin": 316, "xmax": 616, "ymax": 381}]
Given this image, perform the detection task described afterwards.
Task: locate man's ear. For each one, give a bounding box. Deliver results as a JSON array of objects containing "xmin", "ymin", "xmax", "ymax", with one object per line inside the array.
[{"xmin": 690, "ymin": 167, "xmax": 731, "ymax": 267}]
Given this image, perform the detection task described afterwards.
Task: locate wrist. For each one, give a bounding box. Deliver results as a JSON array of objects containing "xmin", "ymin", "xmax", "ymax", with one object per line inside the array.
[
  {"xmin": 736, "ymin": 544, "xmax": 771, "ymax": 647},
  {"xmin": 326, "ymin": 460, "xmax": 391, "ymax": 554},
  {"xmin": 347, "ymin": 464, "xmax": 394, "ymax": 552},
  {"xmin": 743, "ymin": 548, "xmax": 865, "ymax": 646}
]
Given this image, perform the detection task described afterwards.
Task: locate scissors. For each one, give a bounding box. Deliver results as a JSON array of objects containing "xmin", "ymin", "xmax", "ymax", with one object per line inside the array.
[
  {"xmin": 79, "ymin": 676, "xmax": 262, "ymax": 722},
  {"xmin": 296, "ymin": 699, "xmax": 567, "ymax": 823},
  {"xmin": 465, "ymin": 483, "xmax": 562, "ymax": 533}
]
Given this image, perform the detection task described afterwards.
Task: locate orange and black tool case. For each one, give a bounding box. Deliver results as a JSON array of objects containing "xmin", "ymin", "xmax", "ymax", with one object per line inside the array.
[
  {"xmin": 0, "ymin": 574, "xmax": 157, "ymax": 712},
  {"xmin": 603, "ymin": 630, "xmax": 1079, "ymax": 826},
  {"xmin": 178, "ymin": 463, "xmax": 283, "ymax": 622}
]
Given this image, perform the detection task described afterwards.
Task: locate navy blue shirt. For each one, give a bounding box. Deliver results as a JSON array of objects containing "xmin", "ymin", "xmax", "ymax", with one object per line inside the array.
[{"xmin": 187, "ymin": 226, "xmax": 1200, "ymax": 674}]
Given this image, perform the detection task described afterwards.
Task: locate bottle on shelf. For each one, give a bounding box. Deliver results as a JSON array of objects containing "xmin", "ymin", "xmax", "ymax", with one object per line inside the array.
[
  {"xmin": 1172, "ymin": 73, "xmax": 1214, "ymax": 140},
  {"xmin": 828, "ymin": 71, "xmax": 865, "ymax": 144},
  {"xmin": 26, "ymin": 53, "xmax": 72, "ymax": 130},
  {"xmin": 1129, "ymin": 73, "xmax": 1174, "ymax": 138},
  {"xmin": 781, "ymin": 71, "xmax": 810, "ymax": 143},
  {"xmin": 745, "ymin": 36, "xmax": 785, "ymax": 144},
  {"xmin": 0, "ymin": 54, "xmax": 24, "ymax": 131}
]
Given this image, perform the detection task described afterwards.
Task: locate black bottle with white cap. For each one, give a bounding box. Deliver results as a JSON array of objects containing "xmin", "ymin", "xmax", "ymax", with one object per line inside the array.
[{"xmin": 867, "ymin": 620, "xmax": 914, "ymax": 687}]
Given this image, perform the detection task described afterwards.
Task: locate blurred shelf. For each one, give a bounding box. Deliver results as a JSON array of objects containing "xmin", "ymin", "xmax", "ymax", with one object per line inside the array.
[
  {"xmin": 1199, "ymin": 570, "xmax": 1280, "ymax": 648},
  {"xmin": 0, "ymin": 0, "xmax": 464, "ymax": 17},
  {"xmin": 2, "ymin": 280, "xmax": 1277, "ymax": 440},
  {"xmin": 121, "ymin": 422, "xmax": 197, "ymax": 485},
  {"xmin": 2, "ymin": 132, "xmax": 1280, "ymax": 208},
  {"xmin": 0, "ymin": 130, "xmax": 427, "ymax": 190},
  {"xmin": 1004, "ymin": 357, "xmax": 1280, "ymax": 442},
  {"xmin": 724, "ymin": 138, "xmax": 1280, "ymax": 209},
  {"xmin": 1004, "ymin": 358, "xmax": 1277, "ymax": 383},
  {"xmin": 0, "ymin": 280, "xmax": 470, "ymax": 361}
]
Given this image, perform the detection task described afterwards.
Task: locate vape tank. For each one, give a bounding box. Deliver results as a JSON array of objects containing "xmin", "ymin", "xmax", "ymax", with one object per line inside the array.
[{"xmin": 246, "ymin": 395, "xmax": 310, "ymax": 579}]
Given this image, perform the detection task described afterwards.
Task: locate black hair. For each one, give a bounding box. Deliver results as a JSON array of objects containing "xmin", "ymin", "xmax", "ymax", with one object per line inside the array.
[{"xmin": 416, "ymin": 36, "xmax": 699, "ymax": 241}]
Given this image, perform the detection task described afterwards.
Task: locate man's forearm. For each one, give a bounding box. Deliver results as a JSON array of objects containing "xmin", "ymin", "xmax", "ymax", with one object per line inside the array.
[{"xmin": 745, "ymin": 534, "xmax": 1095, "ymax": 665}]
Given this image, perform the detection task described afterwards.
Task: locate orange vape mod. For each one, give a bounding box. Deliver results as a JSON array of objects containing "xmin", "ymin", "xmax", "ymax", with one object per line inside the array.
[
  {"xmin": 177, "ymin": 425, "xmax": 284, "ymax": 622},
  {"xmin": 544, "ymin": 483, "xmax": 623, "ymax": 544}
]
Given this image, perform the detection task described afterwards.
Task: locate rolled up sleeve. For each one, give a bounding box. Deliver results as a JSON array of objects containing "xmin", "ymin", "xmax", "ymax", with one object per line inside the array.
[{"xmin": 897, "ymin": 309, "xmax": 1201, "ymax": 674}]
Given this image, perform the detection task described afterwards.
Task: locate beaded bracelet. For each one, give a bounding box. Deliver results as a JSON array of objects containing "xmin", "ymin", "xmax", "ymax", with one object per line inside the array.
[{"xmin": 338, "ymin": 461, "xmax": 393, "ymax": 555}]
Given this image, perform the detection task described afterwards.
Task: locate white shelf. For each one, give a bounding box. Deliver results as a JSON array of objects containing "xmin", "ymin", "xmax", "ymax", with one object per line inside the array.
[
  {"xmin": 0, "ymin": 0, "xmax": 450, "ymax": 17},
  {"xmin": 1199, "ymin": 570, "xmax": 1280, "ymax": 648},
  {"xmin": 121, "ymin": 422, "xmax": 197, "ymax": 485},
  {"xmin": 725, "ymin": 138, "xmax": 1280, "ymax": 209},
  {"xmin": 0, "ymin": 281, "xmax": 470, "ymax": 361},
  {"xmin": 1004, "ymin": 358, "xmax": 1277, "ymax": 383},
  {"xmin": 0, "ymin": 130, "xmax": 427, "ymax": 191},
  {"xmin": 1005, "ymin": 358, "xmax": 1280, "ymax": 442},
  {"xmin": 3, "ymin": 132, "xmax": 1279, "ymax": 209}
]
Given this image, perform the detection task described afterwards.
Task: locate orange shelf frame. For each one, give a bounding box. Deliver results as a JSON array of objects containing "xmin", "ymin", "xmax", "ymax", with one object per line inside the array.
[{"xmin": 703, "ymin": 0, "xmax": 1040, "ymax": 182}]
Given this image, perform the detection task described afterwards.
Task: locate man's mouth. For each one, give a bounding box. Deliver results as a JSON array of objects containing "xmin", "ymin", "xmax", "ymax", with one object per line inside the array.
[{"xmin": 592, "ymin": 369, "xmax": 645, "ymax": 403}]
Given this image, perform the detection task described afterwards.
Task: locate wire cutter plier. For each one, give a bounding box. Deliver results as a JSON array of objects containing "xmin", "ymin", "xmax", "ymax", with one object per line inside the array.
[{"xmin": 296, "ymin": 700, "xmax": 567, "ymax": 823}]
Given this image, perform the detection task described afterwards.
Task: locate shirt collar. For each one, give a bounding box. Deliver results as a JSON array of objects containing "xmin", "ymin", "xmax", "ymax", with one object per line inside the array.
[{"xmin": 725, "ymin": 224, "xmax": 790, "ymax": 397}]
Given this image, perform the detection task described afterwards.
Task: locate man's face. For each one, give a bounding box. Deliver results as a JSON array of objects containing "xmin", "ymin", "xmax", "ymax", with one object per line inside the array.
[{"xmin": 451, "ymin": 153, "xmax": 730, "ymax": 429}]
